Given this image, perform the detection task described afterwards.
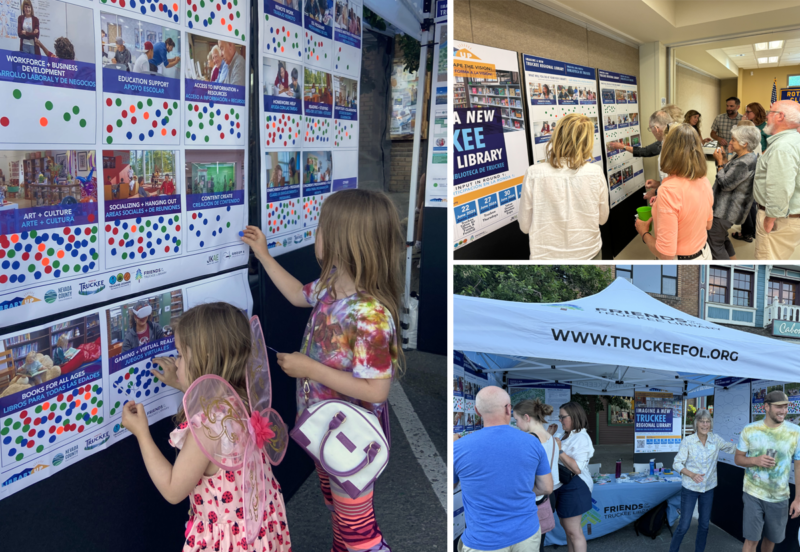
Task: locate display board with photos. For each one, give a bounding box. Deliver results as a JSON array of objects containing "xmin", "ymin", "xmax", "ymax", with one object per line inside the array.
[
  {"xmin": 521, "ymin": 54, "xmax": 601, "ymax": 167},
  {"xmin": 0, "ymin": 0, "xmax": 251, "ymax": 326},
  {"xmin": 424, "ymin": 1, "xmax": 447, "ymax": 207},
  {"xmin": 0, "ymin": 269, "xmax": 252, "ymax": 499},
  {"xmin": 713, "ymin": 377, "xmax": 751, "ymax": 466},
  {"xmin": 452, "ymin": 42, "xmax": 530, "ymax": 251},
  {"xmin": 259, "ymin": 0, "xmax": 362, "ymax": 256},
  {"xmin": 598, "ymin": 70, "xmax": 645, "ymax": 208},
  {"xmin": 507, "ymin": 379, "xmax": 571, "ymax": 435}
]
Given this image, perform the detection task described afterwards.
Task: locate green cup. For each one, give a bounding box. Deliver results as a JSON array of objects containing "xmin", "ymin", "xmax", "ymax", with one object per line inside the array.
[{"xmin": 637, "ymin": 206, "xmax": 652, "ymax": 221}]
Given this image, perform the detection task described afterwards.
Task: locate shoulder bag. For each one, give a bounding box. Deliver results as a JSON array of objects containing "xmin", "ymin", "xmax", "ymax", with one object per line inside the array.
[{"xmin": 536, "ymin": 436, "xmax": 557, "ymax": 534}]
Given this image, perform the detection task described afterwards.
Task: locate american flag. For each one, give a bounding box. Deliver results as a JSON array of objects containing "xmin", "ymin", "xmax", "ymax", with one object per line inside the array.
[{"xmin": 771, "ymin": 77, "xmax": 778, "ymax": 106}]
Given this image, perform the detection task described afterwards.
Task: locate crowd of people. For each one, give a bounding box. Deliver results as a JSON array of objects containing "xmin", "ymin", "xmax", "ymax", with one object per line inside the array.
[
  {"xmin": 454, "ymin": 388, "xmax": 800, "ymax": 552},
  {"xmin": 517, "ymin": 97, "xmax": 800, "ymax": 260}
]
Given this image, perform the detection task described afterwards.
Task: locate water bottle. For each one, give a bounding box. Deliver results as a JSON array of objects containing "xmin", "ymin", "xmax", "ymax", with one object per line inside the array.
[
  {"xmin": 615, "ymin": 459, "xmax": 622, "ymax": 479},
  {"xmin": 649, "ymin": 459, "xmax": 655, "ymax": 475}
]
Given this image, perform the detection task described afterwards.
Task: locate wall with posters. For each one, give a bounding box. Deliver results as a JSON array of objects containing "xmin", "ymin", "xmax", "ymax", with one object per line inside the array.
[
  {"xmin": 424, "ymin": 5, "xmax": 447, "ymax": 207},
  {"xmin": 599, "ymin": 70, "xmax": 645, "ymax": 209},
  {"xmin": 713, "ymin": 377, "xmax": 751, "ymax": 467},
  {"xmin": 0, "ymin": 269, "xmax": 252, "ymax": 499},
  {"xmin": 258, "ymin": 0, "xmax": 361, "ymax": 256},
  {"xmin": 452, "ymin": 42, "xmax": 529, "ymax": 252},
  {"xmin": 508, "ymin": 379, "xmax": 571, "ymax": 435},
  {"xmin": 521, "ymin": 55, "xmax": 601, "ymax": 167},
  {"xmin": 634, "ymin": 390, "xmax": 682, "ymax": 454},
  {"xmin": 0, "ymin": 0, "xmax": 251, "ymax": 327}
]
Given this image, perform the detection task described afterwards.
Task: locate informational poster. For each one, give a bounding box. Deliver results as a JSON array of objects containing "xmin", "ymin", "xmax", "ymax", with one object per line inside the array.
[
  {"xmin": 508, "ymin": 379, "xmax": 571, "ymax": 435},
  {"xmin": 424, "ymin": 7, "xmax": 446, "ymax": 207},
  {"xmin": 453, "ymin": 351, "xmax": 489, "ymax": 436},
  {"xmin": 713, "ymin": 377, "xmax": 751, "ymax": 466},
  {"xmin": 751, "ymin": 379, "xmax": 800, "ymax": 422},
  {"xmin": 634, "ymin": 390, "xmax": 682, "ymax": 453},
  {"xmin": 521, "ymin": 55, "xmax": 601, "ymax": 166},
  {"xmin": 0, "ymin": 269, "xmax": 252, "ymax": 499},
  {"xmin": 452, "ymin": 42, "xmax": 529, "ymax": 251},
  {"xmin": 598, "ymin": 70, "xmax": 645, "ymax": 208},
  {"xmin": 258, "ymin": 0, "xmax": 361, "ymax": 256},
  {"xmin": 0, "ymin": 0, "xmax": 251, "ymax": 327},
  {"xmin": 780, "ymin": 88, "xmax": 800, "ymax": 103}
]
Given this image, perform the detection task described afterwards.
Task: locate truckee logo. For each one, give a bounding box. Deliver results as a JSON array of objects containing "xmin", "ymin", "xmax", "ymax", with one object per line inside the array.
[
  {"xmin": 0, "ymin": 295, "xmax": 40, "ymax": 311},
  {"xmin": 78, "ymin": 280, "xmax": 105, "ymax": 296},
  {"xmin": 84, "ymin": 432, "xmax": 110, "ymax": 450}
]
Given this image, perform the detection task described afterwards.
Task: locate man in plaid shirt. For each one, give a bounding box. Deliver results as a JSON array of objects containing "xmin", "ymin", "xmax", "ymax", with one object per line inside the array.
[{"xmin": 711, "ymin": 97, "xmax": 744, "ymax": 147}]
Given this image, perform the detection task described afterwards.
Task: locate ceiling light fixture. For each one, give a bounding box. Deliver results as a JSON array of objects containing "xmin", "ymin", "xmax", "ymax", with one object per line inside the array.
[
  {"xmin": 769, "ymin": 40, "xmax": 784, "ymax": 49},
  {"xmin": 758, "ymin": 57, "xmax": 769, "ymax": 63},
  {"xmin": 769, "ymin": 56, "xmax": 779, "ymax": 63},
  {"xmin": 755, "ymin": 42, "xmax": 770, "ymax": 51}
]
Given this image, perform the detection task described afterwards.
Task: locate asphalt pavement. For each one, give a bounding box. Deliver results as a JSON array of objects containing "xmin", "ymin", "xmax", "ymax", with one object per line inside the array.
[{"xmin": 286, "ymin": 349, "xmax": 447, "ymax": 551}]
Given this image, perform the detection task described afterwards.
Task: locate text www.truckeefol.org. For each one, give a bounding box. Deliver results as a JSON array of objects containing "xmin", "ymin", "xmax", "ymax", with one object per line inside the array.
[{"xmin": 551, "ymin": 329, "xmax": 739, "ymax": 361}]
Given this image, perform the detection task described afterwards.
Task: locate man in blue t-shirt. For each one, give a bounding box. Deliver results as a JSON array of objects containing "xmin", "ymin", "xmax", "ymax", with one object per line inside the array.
[
  {"xmin": 144, "ymin": 38, "xmax": 180, "ymax": 73},
  {"xmin": 454, "ymin": 386, "xmax": 553, "ymax": 552}
]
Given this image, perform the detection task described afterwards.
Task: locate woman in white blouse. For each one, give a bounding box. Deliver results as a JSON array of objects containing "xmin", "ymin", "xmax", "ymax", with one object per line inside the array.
[
  {"xmin": 518, "ymin": 113, "xmax": 609, "ymax": 260},
  {"xmin": 548, "ymin": 402, "xmax": 595, "ymax": 552},
  {"xmin": 513, "ymin": 399, "xmax": 560, "ymax": 551},
  {"xmin": 670, "ymin": 409, "xmax": 735, "ymax": 552}
]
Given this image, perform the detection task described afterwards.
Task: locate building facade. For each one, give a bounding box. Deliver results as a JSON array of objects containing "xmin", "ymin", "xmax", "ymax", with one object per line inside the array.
[{"xmin": 613, "ymin": 264, "xmax": 700, "ymax": 317}]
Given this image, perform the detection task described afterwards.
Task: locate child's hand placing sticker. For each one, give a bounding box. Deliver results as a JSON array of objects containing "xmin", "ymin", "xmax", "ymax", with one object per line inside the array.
[{"xmin": 151, "ymin": 357, "xmax": 181, "ymax": 391}]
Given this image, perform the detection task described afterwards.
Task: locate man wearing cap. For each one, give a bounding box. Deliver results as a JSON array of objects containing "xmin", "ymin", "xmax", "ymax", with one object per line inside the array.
[
  {"xmin": 735, "ymin": 390, "xmax": 800, "ymax": 552},
  {"xmin": 111, "ymin": 37, "xmax": 131, "ymax": 70},
  {"xmin": 122, "ymin": 301, "xmax": 164, "ymax": 353}
]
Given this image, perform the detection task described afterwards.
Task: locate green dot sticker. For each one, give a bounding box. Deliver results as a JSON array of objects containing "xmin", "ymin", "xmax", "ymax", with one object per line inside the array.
[
  {"xmin": 45, "ymin": 101, "xmax": 53, "ymax": 110},
  {"xmin": 12, "ymin": 89, "xmax": 21, "ymax": 99}
]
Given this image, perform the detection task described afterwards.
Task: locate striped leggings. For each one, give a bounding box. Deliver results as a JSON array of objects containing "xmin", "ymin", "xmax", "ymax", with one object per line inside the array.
[{"xmin": 316, "ymin": 464, "xmax": 391, "ymax": 552}]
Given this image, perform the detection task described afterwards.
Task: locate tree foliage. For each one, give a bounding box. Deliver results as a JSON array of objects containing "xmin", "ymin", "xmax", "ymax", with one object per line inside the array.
[{"xmin": 454, "ymin": 265, "xmax": 614, "ymax": 304}]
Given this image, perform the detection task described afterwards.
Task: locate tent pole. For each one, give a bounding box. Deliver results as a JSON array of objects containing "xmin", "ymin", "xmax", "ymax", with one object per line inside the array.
[{"xmin": 402, "ymin": 13, "xmax": 431, "ymax": 349}]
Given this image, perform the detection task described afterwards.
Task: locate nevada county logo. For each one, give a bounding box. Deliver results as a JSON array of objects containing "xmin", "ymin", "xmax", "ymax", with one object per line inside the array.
[
  {"xmin": 84, "ymin": 432, "xmax": 110, "ymax": 450},
  {"xmin": 78, "ymin": 280, "xmax": 105, "ymax": 296},
  {"xmin": 0, "ymin": 295, "xmax": 40, "ymax": 311},
  {"xmin": 44, "ymin": 290, "xmax": 57, "ymax": 304},
  {"xmin": 1, "ymin": 464, "xmax": 48, "ymax": 487},
  {"xmin": 135, "ymin": 269, "xmax": 143, "ymax": 282},
  {"xmin": 52, "ymin": 453, "xmax": 65, "ymax": 466}
]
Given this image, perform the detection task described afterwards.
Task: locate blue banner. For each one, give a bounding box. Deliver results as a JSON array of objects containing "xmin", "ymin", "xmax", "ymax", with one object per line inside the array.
[
  {"xmin": 267, "ymin": 184, "xmax": 300, "ymax": 202},
  {"xmin": 104, "ymin": 196, "xmax": 181, "ymax": 222},
  {"xmin": 305, "ymin": 99, "xmax": 332, "ymax": 118},
  {"xmin": 185, "ymin": 79, "xmax": 246, "ymax": 105},
  {"xmin": 334, "ymin": 105, "xmax": 357, "ymax": 121},
  {"xmin": 332, "ymin": 177, "xmax": 357, "ymax": 192},
  {"xmin": 454, "ymin": 201, "xmax": 477, "ymax": 224},
  {"xmin": 498, "ymin": 187, "xmax": 516, "ymax": 206},
  {"xmin": 0, "ymin": 49, "xmax": 95, "ymax": 91},
  {"xmin": 0, "ymin": 203, "xmax": 97, "ymax": 234},
  {"xmin": 186, "ymin": 190, "xmax": 244, "ymax": 211},
  {"xmin": 635, "ymin": 407, "xmax": 673, "ymax": 433},
  {"xmin": 303, "ymin": 182, "xmax": 331, "ymax": 196},
  {"xmin": 0, "ymin": 360, "xmax": 102, "ymax": 416},
  {"xmin": 453, "ymin": 107, "xmax": 508, "ymax": 186},
  {"xmin": 436, "ymin": 0, "xmax": 447, "ymax": 19},
  {"xmin": 264, "ymin": 94, "xmax": 302, "ymax": 114},
  {"xmin": 110, "ymin": 336, "xmax": 174, "ymax": 372},
  {"xmin": 334, "ymin": 29, "xmax": 361, "ymax": 49},
  {"xmin": 522, "ymin": 55, "xmax": 566, "ymax": 77},
  {"xmin": 265, "ymin": 0, "xmax": 302, "ymax": 24},
  {"xmin": 478, "ymin": 194, "xmax": 498, "ymax": 214},
  {"xmin": 599, "ymin": 69, "xmax": 637, "ymax": 85},
  {"xmin": 304, "ymin": 15, "xmax": 332, "ymax": 39},
  {"xmin": 102, "ymin": 68, "xmax": 180, "ymax": 100}
]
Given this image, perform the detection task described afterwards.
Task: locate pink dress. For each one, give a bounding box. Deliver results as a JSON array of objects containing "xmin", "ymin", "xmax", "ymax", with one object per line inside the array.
[{"xmin": 170, "ymin": 421, "xmax": 292, "ymax": 552}]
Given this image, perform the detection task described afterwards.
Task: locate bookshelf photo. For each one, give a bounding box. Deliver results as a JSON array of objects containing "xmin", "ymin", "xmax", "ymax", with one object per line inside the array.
[{"xmin": 457, "ymin": 70, "xmax": 525, "ymax": 131}]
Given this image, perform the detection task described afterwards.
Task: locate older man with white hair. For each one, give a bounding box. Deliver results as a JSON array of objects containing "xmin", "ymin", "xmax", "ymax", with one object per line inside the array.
[
  {"xmin": 608, "ymin": 110, "xmax": 672, "ymax": 200},
  {"xmin": 753, "ymin": 100, "xmax": 800, "ymax": 259},
  {"xmin": 454, "ymin": 386, "xmax": 553, "ymax": 552}
]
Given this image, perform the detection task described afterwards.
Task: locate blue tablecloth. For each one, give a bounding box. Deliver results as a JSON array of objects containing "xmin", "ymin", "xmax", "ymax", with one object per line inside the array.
[{"xmin": 544, "ymin": 477, "xmax": 682, "ymax": 545}]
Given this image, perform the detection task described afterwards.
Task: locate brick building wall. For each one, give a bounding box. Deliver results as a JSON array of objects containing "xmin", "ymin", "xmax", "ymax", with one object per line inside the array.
[
  {"xmin": 609, "ymin": 265, "xmax": 700, "ymax": 317},
  {"xmin": 389, "ymin": 139, "xmax": 428, "ymax": 193}
]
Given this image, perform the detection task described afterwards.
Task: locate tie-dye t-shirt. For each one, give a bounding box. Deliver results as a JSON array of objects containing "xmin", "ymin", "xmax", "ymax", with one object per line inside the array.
[
  {"xmin": 295, "ymin": 279, "xmax": 398, "ymax": 418},
  {"xmin": 737, "ymin": 419, "xmax": 800, "ymax": 502}
]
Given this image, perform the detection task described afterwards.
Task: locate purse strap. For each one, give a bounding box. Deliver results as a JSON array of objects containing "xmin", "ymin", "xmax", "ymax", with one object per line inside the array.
[
  {"xmin": 318, "ymin": 410, "xmax": 381, "ymax": 476},
  {"xmin": 301, "ymin": 299, "xmax": 322, "ymax": 407},
  {"xmin": 550, "ymin": 435, "xmax": 557, "ymax": 473}
]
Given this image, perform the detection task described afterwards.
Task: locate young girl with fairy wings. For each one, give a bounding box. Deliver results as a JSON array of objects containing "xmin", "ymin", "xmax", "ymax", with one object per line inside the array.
[
  {"xmin": 122, "ymin": 303, "xmax": 292, "ymax": 552},
  {"xmin": 241, "ymin": 188, "xmax": 404, "ymax": 552}
]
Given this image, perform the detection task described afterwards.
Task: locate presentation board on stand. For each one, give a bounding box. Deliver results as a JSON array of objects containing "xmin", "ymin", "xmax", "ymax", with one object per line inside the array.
[
  {"xmin": 598, "ymin": 70, "xmax": 645, "ymax": 208},
  {"xmin": 713, "ymin": 377, "xmax": 751, "ymax": 466},
  {"xmin": 424, "ymin": 3, "xmax": 447, "ymax": 207},
  {"xmin": 521, "ymin": 55, "xmax": 601, "ymax": 166},
  {"xmin": 452, "ymin": 42, "xmax": 529, "ymax": 252},
  {"xmin": 634, "ymin": 390, "xmax": 682, "ymax": 454},
  {"xmin": 0, "ymin": 0, "xmax": 251, "ymax": 327},
  {"xmin": 507, "ymin": 378, "xmax": 571, "ymax": 435},
  {"xmin": 258, "ymin": 0, "xmax": 362, "ymax": 256},
  {"xmin": 0, "ymin": 269, "xmax": 252, "ymax": 499}
]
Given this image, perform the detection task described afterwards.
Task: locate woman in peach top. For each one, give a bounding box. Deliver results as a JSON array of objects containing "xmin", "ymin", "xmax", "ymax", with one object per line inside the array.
[{"xmin": 634, "ymin": 123, "xmax": 714, "ymax": 260}]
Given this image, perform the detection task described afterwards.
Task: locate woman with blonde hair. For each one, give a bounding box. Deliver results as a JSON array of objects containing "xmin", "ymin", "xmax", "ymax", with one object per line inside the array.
[
  {"xmin": 635, "ymin": 123, "xmax": 714, "ymax": 259},
  {"xmin": 664, "ymin": 104, "xmax": 684, "ymax": 125},
  {"xmin": 518, "ymin": 113, "xmax": 609, "ymax": 260}
]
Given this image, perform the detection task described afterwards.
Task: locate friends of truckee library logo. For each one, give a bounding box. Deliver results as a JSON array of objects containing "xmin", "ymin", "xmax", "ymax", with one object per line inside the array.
[
  {"xmin": 85, "ymin": 432, "xmax": 110, "ymax": 450},
  {"xmin": 78, "ymin": 280, "xmax": 105, "ymax": 296},
  {"xmin": 1, "ymin": 464, "xmax": 48, "ymax": 487},
  {"xmin": 135, "ymin": 269, "xmax": 143, "ymax": 282},
  {"xmin": 0, "ymin": 295, "xmax": 40, "ymax": 311}
]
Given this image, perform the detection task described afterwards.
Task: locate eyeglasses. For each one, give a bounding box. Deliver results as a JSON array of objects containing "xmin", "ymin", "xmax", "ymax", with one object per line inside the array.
[
  {"xmin": 745, "ymin": 110, "xmax": 754, "ymax": 114},
  {"xmin": 558, "ymin": 414, "xmax": 571, "ymax": 420}
]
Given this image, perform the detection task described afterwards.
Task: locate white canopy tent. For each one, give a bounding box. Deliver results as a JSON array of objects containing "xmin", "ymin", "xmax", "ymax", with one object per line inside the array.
[{"xmin": 454, "ymin": 278, "xmax": 800, "ymax": 390}]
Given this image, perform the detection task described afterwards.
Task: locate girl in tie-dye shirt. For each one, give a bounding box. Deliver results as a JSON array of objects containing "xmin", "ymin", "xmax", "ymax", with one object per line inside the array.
[{"xmin": 241, "ymin": 189, "xmax": 404, "ymax": 552}]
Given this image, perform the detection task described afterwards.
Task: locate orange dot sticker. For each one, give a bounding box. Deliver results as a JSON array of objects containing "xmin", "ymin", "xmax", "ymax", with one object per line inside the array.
[
  {"xmin": 42, "ymin": 402, "xmax": 50, "ymax": 410},
  {"xmin": 56, "ymin": 427, "xmax": 64, "ymax": 435},
  {"xmin": 130, "ymin": 105, "xmax": 136, "ymax": 113},
  {"xmin": 39, "ymin": 117, "xmax": 48, "ymax": 126},
  {"xmin": 228, "ymin": 24, "xmax": 233, "ymax": 31},
  {"xmin": 161, "ymin": 128, "xmax": 167, "ymax": 136},
  {"xmin": 56, "ymin": 250, "xmax": 65, "ymax": 259},
  {"xmin": 37, "ymin": 243, "xmax": 46, "ymax": 252},
  {"xmin": 42, "ymin": 257, "xmax": 50, "ymax": 266},
  {"xmin": 173, "ymin": 2, "xmax": 178, "ymax": 10},
  {"xmin": 143, "ymin": 112, "xmax": 150, "ymax": 120},
  {"xmin": 74, "ymin": 399, "xmax": 81, "ymax": 407},
  {"xmin": 10, "ymin": 234, "xmax": 19, "ymax": 243},
  {"xmin": 91, "ymin": 407, "xmax": 98, "ymax": 416},
  {"xmin": 221, "ymin": 18, "xmax": 226, "ymax": 24},
  {"xmin": 84, "ymin": 392, "xmax": 91, "ymax": 400}
]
